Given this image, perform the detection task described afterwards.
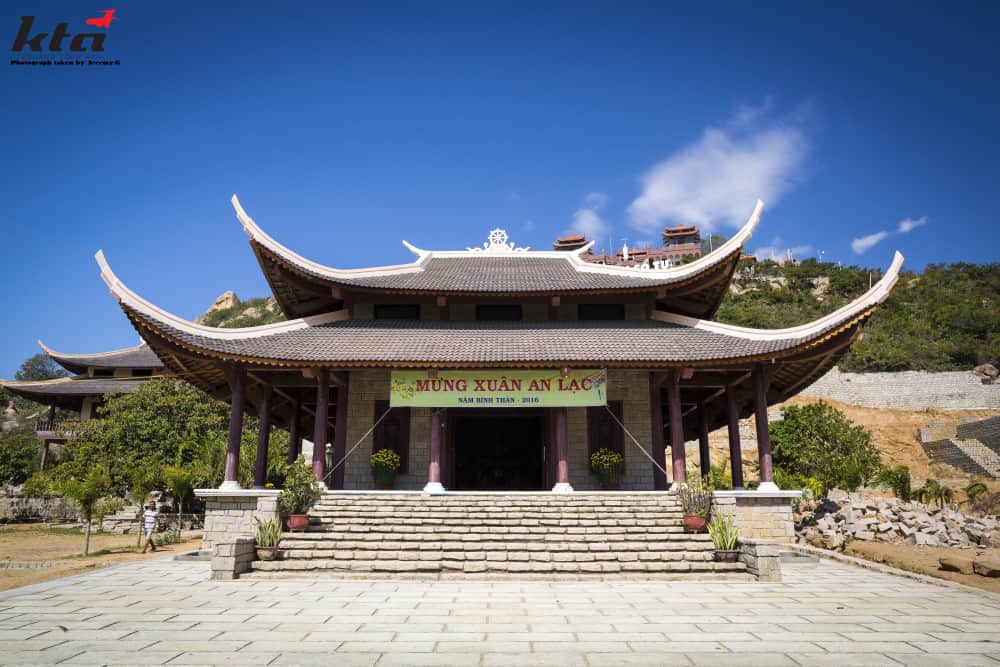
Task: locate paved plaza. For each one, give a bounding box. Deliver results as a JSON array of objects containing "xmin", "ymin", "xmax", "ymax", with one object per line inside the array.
[{"xmin": 0, "ymin": 557, "xmax": 997, "ymax": 666}]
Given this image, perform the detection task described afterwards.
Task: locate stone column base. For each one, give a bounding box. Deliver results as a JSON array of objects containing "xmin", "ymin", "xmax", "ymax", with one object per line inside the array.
[
  {"xmin": 195, "ymin": 489, "xmax": 280, "ymax": 552},
  {"xmin": 713, "ymin": 489, "xmax": 801, "ymax": 543}
]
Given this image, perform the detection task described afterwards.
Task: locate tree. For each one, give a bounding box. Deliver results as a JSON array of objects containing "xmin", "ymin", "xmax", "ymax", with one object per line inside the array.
[
  {"xmin": 877, "ymin": 464, "xmax": 913, "ymax": 502},
  {"xmin": 14, "ymin": 353, "xmax": 68, "ymax": 382},
  {"xmin": 770, "ymin": 401, "xmax": 882, "ymax": 492},
  {"xmin": 0, "ymin": 430, "xmax": 41, "ymax": 485},
  {"xmin": 162, "ymin": 465, "xmax": 194, "ymax": 514},
  {"xmin": 58, "ymin": 467, "xmax": 112, "ymax": 556}
]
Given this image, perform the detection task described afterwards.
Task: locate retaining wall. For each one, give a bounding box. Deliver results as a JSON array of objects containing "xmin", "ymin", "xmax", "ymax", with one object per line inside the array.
[{"xmin": 801, "ymin": 368, "xmax": 1000, "ymax": 410}]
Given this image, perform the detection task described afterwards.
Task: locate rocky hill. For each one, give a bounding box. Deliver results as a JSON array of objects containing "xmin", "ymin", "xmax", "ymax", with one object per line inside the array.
[{"xmin": 196, "ymin": 291, "xmax": 285, "ymax": 328}]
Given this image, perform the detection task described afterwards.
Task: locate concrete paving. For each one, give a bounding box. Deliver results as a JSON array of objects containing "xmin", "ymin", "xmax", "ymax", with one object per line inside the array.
[{"xmin": 0, "ymin": 557, "xmax": 997, "ymax": 666}]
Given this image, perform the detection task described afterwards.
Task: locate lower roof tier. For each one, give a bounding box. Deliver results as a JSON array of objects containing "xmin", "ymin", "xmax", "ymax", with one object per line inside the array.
[{"xmin": 0, "ymin": 377, "xmax": 147, "ymax": 411}]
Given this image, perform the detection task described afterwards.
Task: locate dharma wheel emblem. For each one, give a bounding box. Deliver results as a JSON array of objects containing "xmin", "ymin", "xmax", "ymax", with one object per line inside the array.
[{"xmin": 467, "ymin": 228, "xmax": 530, "ymax": 253}]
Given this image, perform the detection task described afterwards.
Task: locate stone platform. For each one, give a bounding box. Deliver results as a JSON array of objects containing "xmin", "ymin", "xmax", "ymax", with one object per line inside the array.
[{"xmin": 247, "ymin": 492, "xmax": 749, "ymax": 579}]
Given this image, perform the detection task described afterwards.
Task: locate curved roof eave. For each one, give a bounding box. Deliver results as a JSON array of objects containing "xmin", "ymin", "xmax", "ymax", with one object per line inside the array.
[
  {"xmin": 95, "ymin": 250, "xmax": 350, "ymax": 341},
  {"xmin": 651, "ymin": 251, "xmax": 904, "ymax": 341},
  {"xmin": 232, "ymin": 194, "xmax": 764, "ymax": 288},
  {"xmin": 37, "ymin": 340, "xmax": 165, "ymax": 373}
]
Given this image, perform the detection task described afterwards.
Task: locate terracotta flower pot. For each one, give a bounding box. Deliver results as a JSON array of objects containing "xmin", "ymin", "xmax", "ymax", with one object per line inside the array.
[
  {"xmin": 375, "ymin": 480, "xmax": 394, "ymax": 490},
  {"xmin": 287, "ymin": 514, "xmax": 310, "ymax": 532},
  {"xmin": 600, "ymin": 483, "xmax": 621, "ymax": 491},
  {"xmin": 683, "ymin": 514, "xmax": 708, "ymax": 533},
  {"xmin": 256, "ymin": 546, "xmax": 278, "ymax": 561},
  {"xmin": 713, "ymin": 549, "xmax": 739, "ymax": 562}
]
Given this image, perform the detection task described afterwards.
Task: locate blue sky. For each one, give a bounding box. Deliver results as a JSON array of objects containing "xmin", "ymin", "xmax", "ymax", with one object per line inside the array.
[{"xmin": 2, "ymin": 2, "xmax": 999, "ymax": 378}]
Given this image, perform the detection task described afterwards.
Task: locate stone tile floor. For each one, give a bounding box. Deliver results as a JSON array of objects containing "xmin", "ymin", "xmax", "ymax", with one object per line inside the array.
[{"xmin": 0, "ymin": 557, "xmax": 997, "ymax": 666}]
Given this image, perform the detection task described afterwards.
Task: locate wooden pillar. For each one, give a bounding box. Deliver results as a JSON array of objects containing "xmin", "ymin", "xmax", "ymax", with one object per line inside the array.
[
  {"xmin": 697, "ymin": 402, "xmax": 711, "ymax": 481},
  {"xmin": 312, "ymin": 371, "xmax": 329, "ymax": 486},
  {"xmin": 253, "ymin": 386, "xmax": 273, "ymax": 488},
  {"xmin": 330, "ymin": 381, "xmax": 349, "ymax": 489},
  {"xmin": 46, "ymin": 403, "xmax": 55, "ymax": 428},
  {"xmin": 552, "ymin": 406, "xmax": 573, "ymax": 492},
  {"xmin": 40, "ymin": 440, "xmax": 50, "ymax": 471},
  {"xmin": 649, "ymin": 373, "xmax": 668, "ymax": 490},
  {"xmin": 221, "ymin": 365, "xmax": 246, "ymax": 489},
  {"xmin": 425, "ymin": 408, "xmax": 445, "ymax": 493},
  {"xmin": 753, "ymin": 363, "xmax": 777, "ymax": 490},
  {"xmin": 286, "ymin": 400, "xmax": 301, "ymax": 464},
  {"xmin": 666, "ymin": 369, "xmax": 686, "ymax": 486},
  {"xmin": 40, "ymin": 403, "xmax": 55, "ymax": 471},
  {"xmin": 726, "ymin": 384, "xmax": 744, "ymax": 489}
]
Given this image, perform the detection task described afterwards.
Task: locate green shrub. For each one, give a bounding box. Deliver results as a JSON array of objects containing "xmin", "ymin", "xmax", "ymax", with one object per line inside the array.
[
  {"xmin": 678, "ymin": 476, "xmax": 713, "ymax": 517},
  {"xmin": 877, "ymin": 465, "xmax": 913, "ymax": 502},
  {"xmin": 707, "ymin": 512, "xmax": 739, "ymax": 551},
  {"xmin": 153, "ymin": 527, "xmax": 181, "ymax": 546},
  {"xmin": 277, "ymin": 457, "xmax": 321, "ymax": 515},
  {"xmin": 255, "ymin": 518, "xmax": 282, "ymax": 547},
  {"xmin": 590, "ymin": 448, "xmax": 624, "ymax": 486},
  {"xmin": 770, "ymin": 401, "xmax": 881, "ymax": 492},
  {"xmin": 370, "ymin": 448, "xmax": 401, "ymax": 486}
]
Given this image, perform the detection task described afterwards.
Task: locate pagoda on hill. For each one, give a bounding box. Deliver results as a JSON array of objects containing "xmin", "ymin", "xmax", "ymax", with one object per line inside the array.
[{"xmin": 83, "ymin": 196, "xmax": 901, "ymax": 496}]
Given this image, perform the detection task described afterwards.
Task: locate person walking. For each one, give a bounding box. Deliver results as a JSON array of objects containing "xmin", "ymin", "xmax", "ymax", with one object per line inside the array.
[{"xmin": 141, "ymin": 500, "xmax": 159, "ymax": 553}]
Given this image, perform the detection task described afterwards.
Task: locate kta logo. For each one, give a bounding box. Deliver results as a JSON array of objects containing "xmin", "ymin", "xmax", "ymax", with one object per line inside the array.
[{"xmin": 12, "ymin": 9, "xmax": 117, "ymax": 52}]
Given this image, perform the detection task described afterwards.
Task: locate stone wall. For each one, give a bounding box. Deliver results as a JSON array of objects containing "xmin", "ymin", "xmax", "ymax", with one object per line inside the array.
[
  {"xmin": 737, "ymin": 538, "xmax": 782, "ymax": 581},
  {"xmin": 0, "ymin": 485, "xmax": 77, "ymax": 522},
  {"xmin": 714, "ymin": 491, "xmax": 799, "ymax": 542},
  {"xmin": 211, "ymin": 537, "xmax": 255, "ymax": 580},
  {"xmin": 801, "ymin": 367, "xmax": 1000, "ymax": 410},
  {"xmin": 340, "ymin": 369, "xmax": 657, "ymax": 491},
  {"xmin": 198, "ymin": 491, "xmax": 279, "ymax": 550}
]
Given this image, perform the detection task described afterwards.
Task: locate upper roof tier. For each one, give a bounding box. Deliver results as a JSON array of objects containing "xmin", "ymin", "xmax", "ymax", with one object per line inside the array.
[
  {"xmin": 37, "ymin": 340, "xmax": 165, "ymax": 375},
  {"xmin": 0, "ymin": 377, "xmax": 147, "ymax": 411},
  {"xmin": 233, "ymin": 196, "xmax": 764, "ymax": 320}
]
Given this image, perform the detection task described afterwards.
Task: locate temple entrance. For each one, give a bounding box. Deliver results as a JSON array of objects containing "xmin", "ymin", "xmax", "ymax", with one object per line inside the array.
[{"xmin": 451, "ymin": 413, "xmax": 545, "ymax": 490}]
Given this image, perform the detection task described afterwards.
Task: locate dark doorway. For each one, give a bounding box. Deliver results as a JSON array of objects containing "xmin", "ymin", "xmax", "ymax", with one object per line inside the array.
[{"xmin": 452, "ymin": 414, "xmax": 545, "ymax": 490}]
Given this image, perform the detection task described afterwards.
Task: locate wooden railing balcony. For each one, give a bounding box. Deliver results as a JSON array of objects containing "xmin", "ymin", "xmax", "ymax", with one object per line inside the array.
[{"xmin": 35, "ymin": 420, "xmax": 65, "ymax": 434}]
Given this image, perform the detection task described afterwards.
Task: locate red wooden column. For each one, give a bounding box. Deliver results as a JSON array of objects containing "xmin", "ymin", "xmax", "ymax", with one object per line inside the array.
[
  {"xmin": 312, "ymin": 371, "xmax": 329, "ymax": 487},
  {"xmin": 551, "ymin": 406, "xmax": 573, "ymax": 492},
  {"xmin": 253, "ymin": 386, "xmax": 273, "ymax": 488},
  {"xmin": 221, "ymin": 365, "xmax": 246, "ymax": 490},
  {"xmin": 666, "ymin": 369, "xmax": 686, "ymax": 487},
  {"xmin": 286, "ymin": 400, "xmax": 301, "ymax": 464},
  {"xmin": 424, "ymin": 408, "xmax": 446, "ymax": 493},
  {"xmin": 649, "ymin": 373, "xmax": 668, "ymax": 490},
  {"xmin": 330, "ymin": 380, "xmax": 349, "ymax": 489},
  {"xmin": 725, "ymin": 384, "xmax": 745, "ymax": 489},
  {"xmin": 752, "ymin": 363, "xmax": 778, "ymax": 491},
  {"xmin": 697, "ymin": 401, "xmax": 711, "ymax": 481}
]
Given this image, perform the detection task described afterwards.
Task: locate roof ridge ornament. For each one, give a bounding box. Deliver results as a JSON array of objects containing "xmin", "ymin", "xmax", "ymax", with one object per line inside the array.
[{"xmin": 467, "ymin": 228, "xmax": 530, "ymax": 253}]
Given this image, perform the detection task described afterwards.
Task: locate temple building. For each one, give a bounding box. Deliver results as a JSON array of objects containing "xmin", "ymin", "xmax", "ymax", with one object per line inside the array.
[
  {"xmin": 87, "ymin": 196, "xmax": 902, "ymax": 497},
  {"xmin": 554, "ymin": 223, "xmax": 703, "ymax": 270},
  {"xmin": 1, "ymin": 343, "xmax": 164, "ymax": 469}
]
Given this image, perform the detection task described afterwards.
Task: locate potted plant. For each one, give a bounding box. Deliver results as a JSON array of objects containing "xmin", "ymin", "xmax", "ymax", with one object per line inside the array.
[
  {"xmin": 590, "ymin": 448, "xmax": 624, "ymax": 490},
  {"xmin": 255, "ymin": 518, "xmax": 282, "ymax": 560},
  {"xmin": 370, "ymin": 448, "xmax": 401, "ymax": 489},
  {"xmin": 707, "ymin": 511, "xmax": 740, "ymax": 561},
  {"xmin": 277, "ymin": 458, "xmax": 321, "ymax": 532},
  {"xmin": 678, "ymin": 476, "xmax": 712, "ymax": 532}
]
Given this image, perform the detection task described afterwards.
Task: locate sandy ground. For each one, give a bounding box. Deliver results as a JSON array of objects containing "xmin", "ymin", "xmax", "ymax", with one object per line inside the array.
[
  {"xmin": 845, "ymin": 540, "xmax": 1000, "ymax": 594},
  {"xmin": 0, "ymin": 524, "xmax": 202, "ymax": 592}
]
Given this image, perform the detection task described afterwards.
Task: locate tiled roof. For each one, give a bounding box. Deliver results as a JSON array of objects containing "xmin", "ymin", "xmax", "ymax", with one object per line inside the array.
[
  {"xmin": 313, "ymin": 257, "xmax": 676, "ymax": 293},
  {"xmin": 0, "ymin": 377, "xmax": 147, "ymax": 398},
  {"xmin": 125, "ymin": 315, "xmax": 836, "ymax": 366},
  {"xmin": 39, "ymin": 342, "xmax": 164, "ymax": 375}
]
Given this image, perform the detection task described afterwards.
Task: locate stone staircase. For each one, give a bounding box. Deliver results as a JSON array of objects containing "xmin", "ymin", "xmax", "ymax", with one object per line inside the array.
[
  {"xmin": 248, "ymin": 492, "xmax": 749, "ymax": 579},
  {"xmin": 951, "ymin": 439, "xmax": 1000, "ymax": 479}
]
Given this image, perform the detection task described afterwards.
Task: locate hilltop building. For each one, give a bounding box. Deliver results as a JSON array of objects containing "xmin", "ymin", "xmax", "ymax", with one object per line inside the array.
[{"xmin": 555, "ymin": 223, "xmax": 704, "ymax": 269}]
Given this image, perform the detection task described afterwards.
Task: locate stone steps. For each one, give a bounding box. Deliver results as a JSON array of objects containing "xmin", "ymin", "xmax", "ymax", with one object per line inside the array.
[{"xmin": 246, "ymin": 492, "xmax": 746, "ymax": 579}]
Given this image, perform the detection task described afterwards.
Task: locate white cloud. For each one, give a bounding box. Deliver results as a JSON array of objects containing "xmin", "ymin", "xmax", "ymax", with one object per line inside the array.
[
  {"xmin": 584, "ymin": 192, "xmax": 608, "ymax": 210},
  {"xmin": 627, "ymin": 104, "xmax": 809, "ymax": 233},
  {"xmin": 571, "ymin": 208, "xmax": 607, "ymax": 239},
  {"xmin": 521, "ymin": 219, "xmax": 537, "ymax": 231},
  {"xmin": 897, "ymin": 216, "xmax": 928, "ymax": 233},
  {"xmin": 851, "ymin": 231, "xmax": 889, "ymax": 254}
]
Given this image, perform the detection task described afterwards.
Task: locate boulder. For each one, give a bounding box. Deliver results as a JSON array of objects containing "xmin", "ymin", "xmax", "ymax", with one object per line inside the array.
[
  {"xmin": 939, "ymin": 556, "xmax": 975, "ymax": 574},
  {"xmin": 973, "ymin": 560, "xmax": 1000, "ymax": 577}
]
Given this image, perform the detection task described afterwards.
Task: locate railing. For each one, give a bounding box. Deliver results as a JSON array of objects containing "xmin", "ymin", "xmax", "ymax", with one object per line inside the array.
[{"xmin": 34, "ymin": 420, "xmax": 64, "ymax": 433}]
